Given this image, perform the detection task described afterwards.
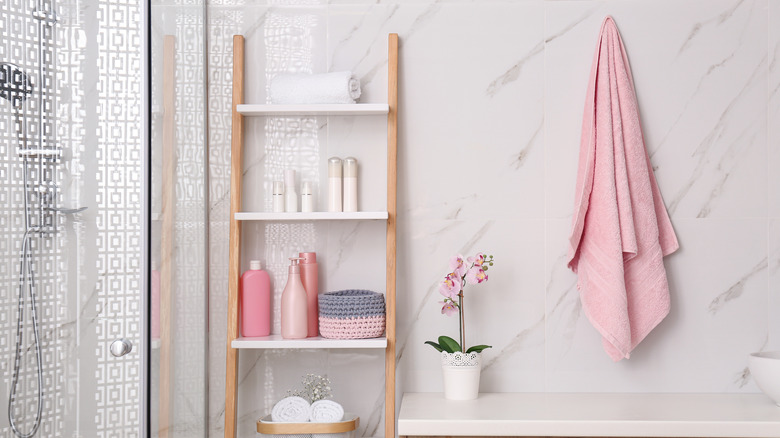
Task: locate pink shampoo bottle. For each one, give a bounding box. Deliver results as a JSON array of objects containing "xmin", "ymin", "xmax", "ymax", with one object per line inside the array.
[
  {"xmin": 281, "ymin": 257, "xmax": 308, "ymax": 339},
  {"xmin": 240, "ymin": 260, "xmax": 271, "ymax": 337},
  {"xmin": 299, "ymin": 252, "xmax": 319, "ymax": 337}
]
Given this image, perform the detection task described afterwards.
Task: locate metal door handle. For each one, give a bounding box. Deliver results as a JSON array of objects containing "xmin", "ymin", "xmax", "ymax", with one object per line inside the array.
[{"xmin": 110, "ymin": 338, "xmax": 133, "ymax": 357}]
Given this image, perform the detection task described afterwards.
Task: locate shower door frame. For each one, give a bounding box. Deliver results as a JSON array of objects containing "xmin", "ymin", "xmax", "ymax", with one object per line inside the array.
[{"xmin": 141, "ymin": 0, "xmax": 150, "ymax": 435}]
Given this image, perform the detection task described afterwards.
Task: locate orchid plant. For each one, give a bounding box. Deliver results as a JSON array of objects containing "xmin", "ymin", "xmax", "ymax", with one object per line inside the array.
[{"xmin": 425, "ymin": 252, "xmax": 495, "ymax": 354}]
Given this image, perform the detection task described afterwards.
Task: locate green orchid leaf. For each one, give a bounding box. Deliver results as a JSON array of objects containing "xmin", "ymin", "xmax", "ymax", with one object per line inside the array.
[
  {"xmin": 438, "ymin": 336, "xmax": 461, "ymax": 353},
  {"xmin": 424, "ymin": 341, "xmax": 443, "ymax": 352},
  {"xmin": 465, "ymin": 345, "xmax": 492, "ymax": 353}
]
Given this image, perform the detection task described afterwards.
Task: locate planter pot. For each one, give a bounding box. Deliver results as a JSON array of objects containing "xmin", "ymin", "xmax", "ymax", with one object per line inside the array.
[{"xmin": 441, "ymin": 351, "xmax": 482, "ymax": 400}]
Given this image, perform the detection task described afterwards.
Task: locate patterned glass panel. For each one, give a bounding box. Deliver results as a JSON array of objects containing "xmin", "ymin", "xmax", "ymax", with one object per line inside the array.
[{"xmin": 1, "ymin": 0, "xmax": 145, "ymax": 436}]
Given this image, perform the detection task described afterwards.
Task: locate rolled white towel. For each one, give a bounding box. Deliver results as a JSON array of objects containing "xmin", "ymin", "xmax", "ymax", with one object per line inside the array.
[
  {"xmin": 309, "ymin": 399, "xmax": 344, "ymax": 423},
  {"xmin": 269, "ymin": 71, "xmax": 361, "ymax": 104},
  {"xmin": 271, "ymin": 396, "xmax": 311, "ymax": 423}
]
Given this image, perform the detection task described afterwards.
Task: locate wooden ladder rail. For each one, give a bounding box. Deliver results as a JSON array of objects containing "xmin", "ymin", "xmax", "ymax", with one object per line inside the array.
[
  {"xmin": 386, "ymin": 33, "xmax": 399, "ymax": 438},
  {"xmin": 225, "ymin": 34, "xmax": 244, "ymax": 438}
]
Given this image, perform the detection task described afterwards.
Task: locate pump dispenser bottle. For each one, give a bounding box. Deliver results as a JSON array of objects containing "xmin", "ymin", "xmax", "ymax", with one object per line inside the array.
[
  {"xmin": 299, "ymin": 252, "xmax": 319, "ymax": 337},
  {"xmin": 281, "ymin": 257, "xmax": 308, "ymax": 339}
]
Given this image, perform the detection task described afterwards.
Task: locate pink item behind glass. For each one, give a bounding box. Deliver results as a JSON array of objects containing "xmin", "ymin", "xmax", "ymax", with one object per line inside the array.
[
  {"xmin": 151, "ymin": 269, "xmax": 160, "ymax": 339},
  {"xmin": 240, "ymin": 260, "xmax": 271, "ymax": 337},
  {"xmin": 299, "ymin": 252, "xmax": 319, "ymax": 337},
  {"xmin": 567, "ymin": 16, "xmax": 679, "ymax": 361}
]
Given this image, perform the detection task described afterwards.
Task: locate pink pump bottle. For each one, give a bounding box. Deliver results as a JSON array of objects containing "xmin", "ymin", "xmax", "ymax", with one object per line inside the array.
[
  {"xmin": 299, "ymin": 252, "xmax": 319, "ymax": 337},
  {"xmin": 240, "ymin": 260, "xmax": 271, "ymax": 337},
  {"xmin": 281, "ymin": 257, "xmax": 308, "ymax": 339}
]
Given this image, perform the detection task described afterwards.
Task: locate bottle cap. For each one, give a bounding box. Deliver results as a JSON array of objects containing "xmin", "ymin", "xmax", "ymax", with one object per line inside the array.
[
  {"xmin": 343, "ymin": 157, "xmax": 358, "ymax": 178},
  {"xmin": 301, "ymin": 181, "xmax": 312, "ymax": 195},
  {"xmin": 288, "ymin": 257, "xmax": 303, "ymax": 273},
  {"xmin": 249, "ymin": 260, "xmax": 262, "ymax": 270},
  {"xmin": 299, "ymin": 252, "xmax": 316, "ymax": 264},
  {"xmin": 285, "ymin": 169, "xmax": 296, "ymax": 188},
  {"xmin": 328, "ymin": 157, "xmax": 342, "ymax": 177},
  {"xmin": 273, "ymin": 181, "xmax": 284, "ymax": 195}
]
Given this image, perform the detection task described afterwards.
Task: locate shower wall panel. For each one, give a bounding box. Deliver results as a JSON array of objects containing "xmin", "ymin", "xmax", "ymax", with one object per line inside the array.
[{"xmin": 0, "ymin": 0, "xmax": 143, "ymax": 436}]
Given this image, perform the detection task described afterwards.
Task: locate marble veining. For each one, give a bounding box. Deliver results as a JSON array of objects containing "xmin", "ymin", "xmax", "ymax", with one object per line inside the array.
[{"xmin": 708, "ymin": 257, "xmax": 767, "ymax": 314}]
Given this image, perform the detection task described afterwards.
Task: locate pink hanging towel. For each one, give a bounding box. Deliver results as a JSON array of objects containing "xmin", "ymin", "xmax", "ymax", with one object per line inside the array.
[{"xmin": 567, "ymin": 16, "xmax": 679, "ymax": 361}]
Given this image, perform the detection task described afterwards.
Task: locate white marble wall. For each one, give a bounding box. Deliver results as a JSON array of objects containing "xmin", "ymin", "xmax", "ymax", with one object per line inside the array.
[{"xmin": 208, "ymin": 0, "xmax": 780, "ymax": 436}]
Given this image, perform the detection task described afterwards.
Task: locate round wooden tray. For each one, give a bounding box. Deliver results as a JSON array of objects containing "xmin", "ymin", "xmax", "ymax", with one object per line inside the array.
[{"xmin": 257, "ymin": 413, "xmax": 359, "ymax": 434}]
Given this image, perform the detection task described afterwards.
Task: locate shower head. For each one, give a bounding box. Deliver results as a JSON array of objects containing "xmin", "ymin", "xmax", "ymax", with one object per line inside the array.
[{"xmin": 0, "ymin": 63, "xmax": 33, "ymax": 108}]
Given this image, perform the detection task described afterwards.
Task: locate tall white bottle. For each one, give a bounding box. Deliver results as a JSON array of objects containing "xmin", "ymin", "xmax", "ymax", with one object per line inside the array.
[
  {"xmin": 328, "ymin": 157, "xmax": 342, "ymax": 212},
  {"xmin": 301, "ymin": 181, "xmax": 314, "ymax": 213},
  {"xmin": 285, "ymin": 169, "xmax": 298, "ymax": 213},
  {"xmin": 343, "ymin": 157, "xmax": 358, "ymax": 212}
]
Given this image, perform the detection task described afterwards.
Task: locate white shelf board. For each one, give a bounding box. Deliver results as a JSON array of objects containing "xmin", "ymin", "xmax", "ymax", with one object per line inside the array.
[
  {"xmin": 232, "ymin": 335, "xmax": 387, "ymax": 349},
  {"xmin": 237, "ymin": 103, "xmax": 389, "ymax": 116},
  {"xmin": 235, "ymin": 211, "xmax": 388, "ymax": 221},
  {"xmin": 398, "ymin": 393, "xmax": 780, "ymax": 437}
]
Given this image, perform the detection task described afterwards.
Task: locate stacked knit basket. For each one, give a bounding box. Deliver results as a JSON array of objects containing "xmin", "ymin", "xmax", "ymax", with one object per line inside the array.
[{"xmin": 318, "ymin": 290, "xmax": 386, "ymax": 339}]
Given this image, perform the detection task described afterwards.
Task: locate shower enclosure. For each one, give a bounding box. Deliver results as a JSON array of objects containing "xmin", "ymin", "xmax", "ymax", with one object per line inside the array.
[{"xmin": 0, "ymin": 0, "xmax": 208, "ymax": 436}]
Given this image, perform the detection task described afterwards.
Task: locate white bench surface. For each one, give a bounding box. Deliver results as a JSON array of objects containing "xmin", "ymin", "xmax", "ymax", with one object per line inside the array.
[{"xmin": 398, "ymin": 392, "xmax": 780, "ymax": 437}]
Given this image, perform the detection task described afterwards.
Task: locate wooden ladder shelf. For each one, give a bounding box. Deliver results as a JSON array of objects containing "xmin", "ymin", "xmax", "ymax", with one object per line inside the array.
[{"xmin": 224, "ymin": 33, "xmax": 399, "ymax": 438}]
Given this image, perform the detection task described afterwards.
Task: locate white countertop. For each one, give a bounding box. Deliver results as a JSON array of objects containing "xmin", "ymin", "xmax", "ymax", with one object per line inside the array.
[{"xmin": 398, "ymin": 393, "xmax": 780, "ymax": 437}]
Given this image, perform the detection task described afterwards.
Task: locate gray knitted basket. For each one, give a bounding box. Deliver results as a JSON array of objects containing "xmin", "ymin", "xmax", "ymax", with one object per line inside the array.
[{"xmin": 318, "ymin": 290, "xmax": 385, "ymax": 319}]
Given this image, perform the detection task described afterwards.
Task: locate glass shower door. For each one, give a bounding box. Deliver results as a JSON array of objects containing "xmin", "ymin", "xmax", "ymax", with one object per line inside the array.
[
  {"xmin": 1, "ymin": 0, "xmax": 207, "ymax": 435},
  {"xmin": 0, "ymin": 0, "xmax": 147, "ymax": 436}
]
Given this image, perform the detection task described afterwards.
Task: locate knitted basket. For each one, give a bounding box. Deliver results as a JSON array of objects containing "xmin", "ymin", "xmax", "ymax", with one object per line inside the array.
[{"xmin": 318, "ymin": 290, "xmax": 386, "ymax": 339}]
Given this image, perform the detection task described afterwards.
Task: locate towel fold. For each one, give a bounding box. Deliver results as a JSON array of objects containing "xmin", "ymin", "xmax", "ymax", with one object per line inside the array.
[
  {"xmin": 567, "ymin": 16, "xmax": 679, "ymax": 362},
  {"xmin": 271, "ymin": 396, "xmax": 311, "ymax": 423},
  {"xmin": 309, "ymin": 400, "xmax": 344, "ymax": 423},
  {"xmin": 269, "ymin": 71, "xmax": 361, "ymax": 104}
]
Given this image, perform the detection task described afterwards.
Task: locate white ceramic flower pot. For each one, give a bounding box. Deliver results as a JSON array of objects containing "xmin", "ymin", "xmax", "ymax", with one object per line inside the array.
[{"xmin": 441, "ymin": 351, "xmax": 482, "ymax": 400}]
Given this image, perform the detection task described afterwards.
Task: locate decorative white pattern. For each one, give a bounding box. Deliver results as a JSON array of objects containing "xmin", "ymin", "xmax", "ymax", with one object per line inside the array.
[{"xmin": 441, "ymin": 352, "xmax": 482, "ymax": 368}]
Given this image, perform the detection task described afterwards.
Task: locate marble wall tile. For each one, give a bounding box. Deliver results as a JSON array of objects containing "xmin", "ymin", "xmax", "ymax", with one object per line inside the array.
[
  {"xmin": 546, "ymin": 218, "xmax": 768, "ymax": 392},
  {"xmin": 397, "ymin": 218, "xmax": 546, "ymax": 393},
  {"xmin": 329, "ymin": 1, "xmax": 546, "ymax": 222},
  {"xmin": 769, "ymin": 219, "xmax": 780, "ymax": 352},
  {"xmin": 545, "ymin": 0, "xmax": 768, "ymax": 220},
  {"xmin": 770, "ymin": 1, "xmax": 780, "ymax": 217},
  {"xmin": 207, "ymin": 1, "xmax": 777, "ymax": 436}
]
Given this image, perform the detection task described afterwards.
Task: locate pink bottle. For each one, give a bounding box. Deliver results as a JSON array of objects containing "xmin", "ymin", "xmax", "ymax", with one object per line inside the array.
[
  {"xmin": 151, "ymin": 268, "xmax": 160, "ymax": 340},
  {"xmin": 299, "ymin": 252, "xmax": 319, "ymax": 337},
  {"xmin": 240, "ymin": 260, "xmax": 271, "ymax": 337},
  {"xmin": 281, "ymin": 257, "xmax": 308, "ymax": 339}
]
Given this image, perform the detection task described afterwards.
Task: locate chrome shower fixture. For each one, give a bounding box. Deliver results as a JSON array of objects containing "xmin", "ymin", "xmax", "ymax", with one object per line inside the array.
[{"xmin": 0, "ymin": 63, "xmax": 34, "ymax": 108}]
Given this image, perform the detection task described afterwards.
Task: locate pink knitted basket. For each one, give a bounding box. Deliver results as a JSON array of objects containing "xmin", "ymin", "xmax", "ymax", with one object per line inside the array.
[{"xmin": 319, "ymin": 315, "xmax": 386, "ymax": 339}]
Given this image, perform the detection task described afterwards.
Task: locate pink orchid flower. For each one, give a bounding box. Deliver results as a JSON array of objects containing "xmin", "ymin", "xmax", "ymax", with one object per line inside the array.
[
  {"xmin": 439, "ymin": 272, "xmax": 461, "ymax": 299},
  {"xmin": 467, "ymin": 252, "xmax": 486, "ymax": 267},
  {"xmin": 439, "ymin": 300, "xmax": 458, "ymax": 316},
  {"xmin": 449, "ymin": 254, "xmax": 468, "ymax": 277},
  {"xmin": 465, "ymin": 266, "xmax": 488, "ymax": 284}
]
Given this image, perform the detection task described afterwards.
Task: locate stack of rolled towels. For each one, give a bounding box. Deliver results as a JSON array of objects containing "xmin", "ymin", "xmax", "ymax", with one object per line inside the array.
[
  {"xmin": 271, "ymin": 396, "xmax": 345, "ymax": 423},
  {"xmin": 269, "ymin": 71, "xmax": 361, "ymax": 104}
]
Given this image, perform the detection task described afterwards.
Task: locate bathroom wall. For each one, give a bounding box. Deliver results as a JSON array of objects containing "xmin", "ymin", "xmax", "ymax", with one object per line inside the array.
[{"xmin": 208, "ymin": 0, "xmax": 780, "ymax": 436}]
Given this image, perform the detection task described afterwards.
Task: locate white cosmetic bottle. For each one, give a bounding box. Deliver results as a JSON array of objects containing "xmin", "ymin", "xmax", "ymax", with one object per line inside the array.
[
  {"xmin": 343, "ymin": 157, "xmax": 358, "ymax": 212},
  {"xmin": 301, "ymin": 181, "xmax": 314, "ymax": 213},
  {"xmin": 284, "ymin": 169, "xmax": 298, "ymax": 213},
  {"xmin": 272, "ymin": 181, "xmax": 285, "ymax": 213},
  {"xmin": 328, "ymin": 157, "xmax": 342, "ymax": 212}
]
